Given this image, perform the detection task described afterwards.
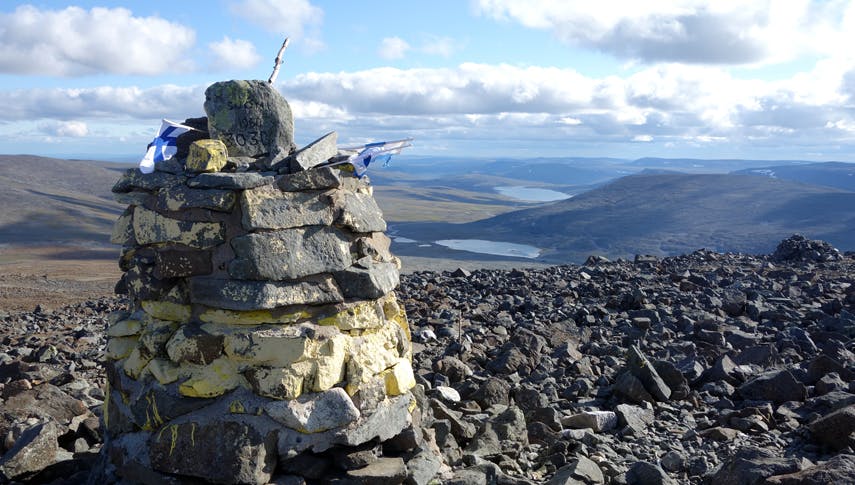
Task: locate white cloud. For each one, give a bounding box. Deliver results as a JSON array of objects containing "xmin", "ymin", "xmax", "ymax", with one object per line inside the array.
[
  {"xmin": 0, "ymin": 5, "xmax": 195, "ymax": 76},
  {"xmin": 0, "ymin": 85, "xmax": 205, "ymax": 121},
  {"xmin": 209, "ymin": 37, "xmax": 262, "ymax": 70},
  {"xmin": 474, "ymin": 0, "xmax": 855, "ymax": 65},
  {"xmin": 38, "ymin": 120, "xmax": 89, "ymax": 137},
  {"xmin": 378, "ymin": 37, "xmax": 411, "ymax": 60},
  {"xmin": 230, "ymin": 0, "xmax": 323, "ymax": 49},
  {"xmin": 632, "ymin": 134, "xmax": 653, "ymax": 142}
]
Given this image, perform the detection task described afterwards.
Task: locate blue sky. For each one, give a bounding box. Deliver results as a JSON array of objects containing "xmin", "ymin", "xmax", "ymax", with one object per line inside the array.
[{"xmin": 2, "ymin": 1, "xmax": 855, "ymax": 161}]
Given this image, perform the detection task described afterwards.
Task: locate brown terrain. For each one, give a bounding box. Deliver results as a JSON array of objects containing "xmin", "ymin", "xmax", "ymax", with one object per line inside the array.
[{"xmin": 0, "ymin": 245, "xmax": 121, "ymax": 313}]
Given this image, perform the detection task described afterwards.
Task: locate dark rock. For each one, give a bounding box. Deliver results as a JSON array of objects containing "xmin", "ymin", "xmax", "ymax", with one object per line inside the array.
[
  {"xmin": 0, "ymin": 421, "xmax": 60, "ymax": 481},
  {"xmin": 471, "ymin": 377, "xmax": 511, "ymax": 409},
  {"xmin": 708, "ymin": 446, "xmax": 801, "ymax": 485},
  {"xmin": 765, "ymin": 453, "xmax": 855, "ymax": 484},
  {"xmin": 187, "ymin": 172, "xmax": 275, "ymax": 189},
  {"xmin": 149, "ymin": 418, "xmax": 278, "ymax": 484},
  {"xmin": 626, "ymin": 461, "xmax": 676, "ymax": 485},
  {"xmin": 342, "ymin": 456, "xmax": 407, "ymax": 485},
  {"xmin": 547, "ymin": 456, "xmax": 604, "ymax": 484},
  {"xmin": 738, "ymin": 370, "xmax": 806, "ymax": 404},
  {"xmin": 627, "ymin": 345, "xmax": 671, "ymax": 401},
  {"xmin": 809, "ymin": 404, "xmax": 855, "ymax": 450}
]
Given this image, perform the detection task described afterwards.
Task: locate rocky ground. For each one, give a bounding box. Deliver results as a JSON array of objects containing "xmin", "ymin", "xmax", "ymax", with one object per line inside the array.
[{"xmin": 1, "ymin": 235, "xmax": 855, "ymax": 484}]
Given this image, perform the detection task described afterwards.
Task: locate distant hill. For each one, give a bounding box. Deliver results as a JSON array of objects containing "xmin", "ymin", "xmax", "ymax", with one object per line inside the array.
[
  {"xmin": 0, "ymin": 155, "xmax": 127, "ymax": 244},
  {"xmin": 733, "ymin": 161, "xmax": 855, "ymax": 192},
  {"xmin": 396, "ymin": 172, "xmax": 855, "ymax": 263}
]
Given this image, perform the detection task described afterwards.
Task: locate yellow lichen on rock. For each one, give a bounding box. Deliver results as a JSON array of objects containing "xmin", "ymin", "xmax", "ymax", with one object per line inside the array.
[
  {"xmin": 106, "ymin": 336, "xmax": 139, "ymax": 360},
  {"xmin": 107, "ymin": 317, "xmax": 143, "ymax": 338},
  {"xmin": 383, "ymin": 358, "xmax": 416, "ymax": 396},
  {"xmin": 142, "ymin": 300, "xmax": 192, "ymax": 322},
  {"xmin": 185, "ymin": 139, "xmax": 229, "ymax": 173},
  {"xmin": 249, "ymin": 362, "xmax": 313, "ymax": 400},
  {"xmin": 178, "ymin": 358, "xmax": 242, "ymax": 398},
  {"xmin": 312, "ymin": 334, "xmax": 349, "ymax": 391},
  {"xmin": 124, "ymin": 347, "xmax": 154, "ymax": 379},
  {"xmin": 199, "ymin": 307, "xmax": 311, "ymax": 325},
  {"xmin": 318, "ymin": 299, "xmax": 385, "ymax": 331}
]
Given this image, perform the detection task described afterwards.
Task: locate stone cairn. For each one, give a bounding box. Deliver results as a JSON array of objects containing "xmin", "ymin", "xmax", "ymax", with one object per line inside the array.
[{"xmin": 102, "ymin": 80, "xmax": 438, "ymax": 484}]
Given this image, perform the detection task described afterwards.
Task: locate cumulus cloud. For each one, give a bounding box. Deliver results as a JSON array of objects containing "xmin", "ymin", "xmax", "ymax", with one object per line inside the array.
[
  {"xmin": 378, "ymin": 37, "xmax": 411, "ymax": 60},
  {"xmin": 0, "ymin": 5, "xmax": 195, "ymax": 76},
  {"xmin": 4, "ymin": 59, "xmax": 855, "ymax": 157},
  {"xmin": 230, "ymin": 0, "xmax": 323, "ymax": 48},
  {"xmin": 209, "ymin": 37, "xmax": 262, "ymax": 70},
  {"xmin": 0, "ymin": 85, "xmax": 205, "ymax": 121},
  {"xmin": 474, "ymin": 0, "xmax": 855, "ymax": 65},
  {"xmin": 38, "ymin": 120, "xmax": 89, "ymax": 137}
]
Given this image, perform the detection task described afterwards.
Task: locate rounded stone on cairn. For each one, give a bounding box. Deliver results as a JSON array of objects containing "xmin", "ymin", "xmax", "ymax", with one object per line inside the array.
[
  {"xmin": 204, "ymin": 80, "xmax": 295, "ymax": 161},
  {"xmin": 186, "ymin": 139, "xmax": 228, "ymax": 173}
]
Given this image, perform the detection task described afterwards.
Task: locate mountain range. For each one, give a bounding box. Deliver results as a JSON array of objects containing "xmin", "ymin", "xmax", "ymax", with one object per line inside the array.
[{"xmin": 1, "ymin": 154, "xmax": 852, "ymax": 265}]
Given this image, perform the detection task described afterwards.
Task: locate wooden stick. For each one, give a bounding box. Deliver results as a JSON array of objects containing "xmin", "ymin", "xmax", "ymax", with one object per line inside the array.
[{"xmin": 267, "ymin": 37, "xmax": 291, "ymax": 84}]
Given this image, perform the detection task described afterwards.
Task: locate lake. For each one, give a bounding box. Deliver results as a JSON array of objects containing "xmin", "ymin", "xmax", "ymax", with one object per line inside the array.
[
  {"xmin": 435, "ymin": 239, "xmax": 541, "ymax": 258},
  {"xmin": 495, "ymin": 186, "xmax": 572, "ymax": 202}
]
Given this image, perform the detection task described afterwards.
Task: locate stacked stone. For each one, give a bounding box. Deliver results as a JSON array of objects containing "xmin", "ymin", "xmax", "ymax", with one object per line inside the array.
[{"xmin": 102, "ymin": 80, "xmax": 433, "ymax": 484}]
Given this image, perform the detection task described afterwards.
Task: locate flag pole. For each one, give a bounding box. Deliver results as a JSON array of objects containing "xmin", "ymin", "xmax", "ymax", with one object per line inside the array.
[{"xmin": 268, "ymin": 38, "xmax": 291, "ymax": 84}]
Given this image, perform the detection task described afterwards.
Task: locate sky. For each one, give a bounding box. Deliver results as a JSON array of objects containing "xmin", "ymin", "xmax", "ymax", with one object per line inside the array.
[{"xmin": 2, "ymin": 0, "xmax": 855, "ymax": 161}]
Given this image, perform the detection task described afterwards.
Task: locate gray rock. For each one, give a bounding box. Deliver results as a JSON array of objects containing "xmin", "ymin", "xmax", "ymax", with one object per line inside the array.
[
  {"xmin": 341, "ymin": 456, "xmax": 407, "ymax": 484},
  {"xmin": 615, "ymin": 403, "xmax": 654, "ymax": 435},
  {"xmin": 334, "ymin": 261, "xmax": 400, "ymax": 299},
  {"xmin": 652, "ymin": 360, "xmax": 689, "ymax": 400},
  {"xmin": 204, "ymin": 80, "xmax": 295, "ymax": 159},
  {"xmin": 430, "ymin": 398, "xmax": 477, "ymax": 441},
  {"xmin": 150, "ymin": 418, "xmax": 278, "ymax": 484},
  {"xmin": 287, "ymin": 131, "xmax": 338, "ymax": 172},
  {"xmin": 738, "ymin": 369, "xmax": 806, "ymax": 403},
  {"xmin": 465, "ymin": 406, "xmax": 528, "ymax": 457},
  {"xmin": 155, "ymin": 186, "xmax": 236, "ymax": 212},
  {"xmin": 627, "ymin": 345, "xmax": 671, "ymax": 401},
  {"xmin": 613, "ymin": 371, "xmax": 655, "ymax": 404},
  {"xmin": 561, "ymin": 410, "xmax": 617, "ymax": 433},
  {"xmin": 112, "ymin": 168, "xmax": 186, "ymax": 193},
  {"xmin": 154, "ymin": 248, "xmax": 213, "ymax": 279},
  {"xmin": 471, "ymin": 377, "xmax": 511, "ymax": 409},
  {"xmin": 189, "ymin": 276, "xmax": 344, "ymax": 310},
  {"xmin": 335, "ymin": 191, "xmax": 387, "ymax": 233},
  {"xmin": 810, "ymin": 404, "xmax": 855, "ymax": 450},
  {"xmin": 626, "ymin": 461, "xmax": 676, "ymax": 485},
  {"xmin": 265, "ymin": 388, "xmax": 360, "ymax": 433},
  {"xmin": 0, "ymin": 420, "xmax": 60, "ymax": 481},
  {"xmin": 240, "ymin": 184, "xmax": 335, "ymax": 230},
  {"xmin": 279, "ymin": 166, "xmax": 343, "ymax": 191},
  {"xmin": 405, "ymin": 448, "xmax": 443, "ymax": 485},
  {"xmin": 765, "ymin": 453, "xmax": 855, "ymax": 484},
  {"xmin": 547, "ymin": 456, "xmax": 605, "ymax": 484},
  {"xmin": 230, "ymin": 227, "xmax": 352, "ymax": 280},
  {"xmin": 708, "ymin": 446, "xmax": 801, "ymax": 485},
  {"xmin": 188, "ymin": 172, "xmax": 275, "ymax": 189}
]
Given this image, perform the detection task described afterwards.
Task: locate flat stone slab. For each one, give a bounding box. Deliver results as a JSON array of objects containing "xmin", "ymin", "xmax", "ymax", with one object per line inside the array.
[
  {"xmin": 132, "ymin": 207, "xmax": 225, "ymax": 249},
  {"xmin": 190, "ymin": 276, "xmax": 344, "ymax": 310},
  {"xmin": 229, "ymin": 226, "xmax": 352, "ymax": 280},
  {"xmin": 278, "ymin": 166, "xmax": 343, "ymax": 192},
  {"xmin": 334, "ymin": 261, "xmax": 399, "ymax": 299},
  {"xmin": 155, "ymin": 186, "xmax": 236, "ymax": 212},
  {"xmin": 112, "ymin": 168, "xmax": 186, "ymax": 193},
  {"xmin": 187, "ymin": 172, "xmax": 275, "ymax": 189},
  {"xmin": 287, "ymin": 131, "xmax": 337, "ymax": 172},
  {"xmin": 241, "ymin": 184, "xmax": 335, "ymax": 230}
]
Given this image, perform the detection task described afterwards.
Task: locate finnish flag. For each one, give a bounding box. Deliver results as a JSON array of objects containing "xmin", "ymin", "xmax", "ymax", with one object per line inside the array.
[
  {"xmin": 139, "ymin": 119, "xmax": 193, "ymax": 174},
  {"xmin": 344, "ymin": 138, "xmax": 413, "ymax": 178}
]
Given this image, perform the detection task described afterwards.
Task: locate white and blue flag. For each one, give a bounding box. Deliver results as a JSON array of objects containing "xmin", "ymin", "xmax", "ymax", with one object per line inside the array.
[
  {"xmin": 340, "ymin": 138, "xmax": 413, "ymax": 178},
  {"xmin": 139, "ymin": 119, "xmax": 193, "ymax": 174}
]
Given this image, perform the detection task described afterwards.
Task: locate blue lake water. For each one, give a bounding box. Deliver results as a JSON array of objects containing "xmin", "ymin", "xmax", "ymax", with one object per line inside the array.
[
  {"xmin": 495, "ymin": 186, "xmax": 572, "ymax": 202},
  {"xmin": 435, "ymin": 239, "xmax": 541, "ymax": 258}
]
